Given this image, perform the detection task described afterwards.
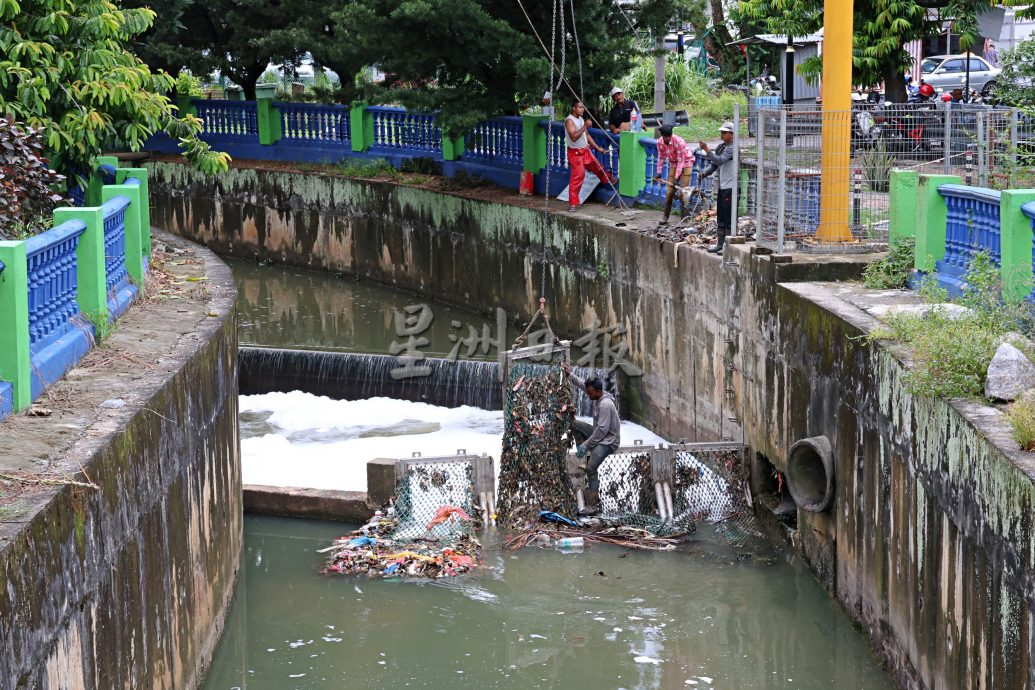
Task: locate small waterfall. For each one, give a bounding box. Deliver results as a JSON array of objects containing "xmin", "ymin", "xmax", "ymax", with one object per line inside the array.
[{"xmin": 238, "ymin": 347, "xmax": 615, "ymax": 415}]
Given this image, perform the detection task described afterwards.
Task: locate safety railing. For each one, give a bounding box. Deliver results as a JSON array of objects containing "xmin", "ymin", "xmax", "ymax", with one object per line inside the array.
[
  {"xmin": 1023, "ymin": 202, "xmax": 1035, "ymax": 301},
  {"xmin": 541, "ymin": 121, "xmax": 619, "ymax": 191},
  {"xmin": 369, "ymin": 107, "xmax": 441, "ymax": 154},
  {"xmin": 25, "ymin": 221, "xmax": 87, "ymax": 351},
  {"xmin": 276, "ymin": 102, "xmax": 350, "ymax": 145},
  {"xmin": 0, "ymin": 161, "xmax": 151, "ymax": 418},
  {"xmin": 936, "ymin": 185, "xmax": 1001, "ymax": 292},
  {"xmin": 194, "ymin": 99, "xmax": 259, "ymax": 140},
  {"xmin": 464, "ymin": 116, "xmax": 523, "ymax": 165}
]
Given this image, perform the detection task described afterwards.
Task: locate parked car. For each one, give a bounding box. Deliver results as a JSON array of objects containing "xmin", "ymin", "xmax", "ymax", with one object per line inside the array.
[{"xmin": 919, "ymin": 54, "xmax": 1002, "ymax": 96}]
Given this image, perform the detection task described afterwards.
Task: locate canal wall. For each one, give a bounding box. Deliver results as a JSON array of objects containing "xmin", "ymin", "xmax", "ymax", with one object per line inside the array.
[
  {"xmin": 0, "ymin": 231, "xmax": 241, "ymax": 690},
  {"xmin": 147, "ymin": 160, "xmax": 1035, "ymax": 690}
]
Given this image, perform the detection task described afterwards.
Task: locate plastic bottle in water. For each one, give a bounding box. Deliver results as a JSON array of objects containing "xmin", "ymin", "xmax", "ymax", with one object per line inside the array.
[
  {"xmin": 630, "ymin": 109, "xmax": 641, "ymax": 132},
  {"xmin": 555, "ymin": 537, "xmax": 585, "ymax": 552}
]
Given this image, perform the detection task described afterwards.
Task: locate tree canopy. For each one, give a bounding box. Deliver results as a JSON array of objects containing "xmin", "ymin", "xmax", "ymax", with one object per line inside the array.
[
  {"xmin": 0, "ymin": 0, "xmax": 229, "ymax": 179},
  {"xmin": 734, "ymin": 0, "xmax": 1033, "ymax": 101}
]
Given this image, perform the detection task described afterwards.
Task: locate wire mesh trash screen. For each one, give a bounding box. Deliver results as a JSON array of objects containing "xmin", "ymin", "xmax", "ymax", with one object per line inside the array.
[
  {"xmin": 322, "ymin": 455, "xmax": 488, "ymax": 579},
  {"xmin": 496, "ymin": 342, "xmax": 578, "ymax": 528}
]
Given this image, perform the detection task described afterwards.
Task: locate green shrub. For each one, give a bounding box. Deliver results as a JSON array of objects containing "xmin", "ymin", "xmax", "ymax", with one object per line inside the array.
[
  {"xmin": 867, "ymin": 251, "xmax": 1034, "ymax": 399},
  {"xmin": 858, "ymin": 142, "xmax": 895, "ymax": 193},
  {"xmin": 1008, "ymin": 394, "xmax": 1035, "ymax": 452},
  {"xmin": 862, "ymin": 238, "xmax": 915, "ymax": 289},
  {"xmin": 334, "ymin": 158, "xmax": 401, "ymax": 180}
]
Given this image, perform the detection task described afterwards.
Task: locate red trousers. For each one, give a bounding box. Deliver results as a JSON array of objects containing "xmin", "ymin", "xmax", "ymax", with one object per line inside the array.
[{"xmin": 567, "ymin": 148, "xmax": 613, "ymax": 206}]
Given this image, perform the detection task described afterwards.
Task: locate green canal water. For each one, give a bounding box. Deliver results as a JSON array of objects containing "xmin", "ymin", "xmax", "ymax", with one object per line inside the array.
[
  {"xmin": 202, "ymin": 516, "xmax": 893, "ymax": 690},
  {"xmin": 215, "ymin": 259, "xmax": 896, "ymax": 690},
  {"xmin": 231, "ymin": 258, "xmax": 510, "ymax": 359}
]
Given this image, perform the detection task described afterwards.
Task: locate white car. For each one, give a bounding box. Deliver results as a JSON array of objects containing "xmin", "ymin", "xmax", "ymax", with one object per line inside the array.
[{"xmin": 919, "ymin": 54, "xmax": 1002, "ymax": 95}]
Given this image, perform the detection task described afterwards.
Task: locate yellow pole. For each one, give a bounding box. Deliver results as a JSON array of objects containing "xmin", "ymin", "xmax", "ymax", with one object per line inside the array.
[{"xmin": 817, "ymin": 0, "xmax": 855, "ymax": 242}]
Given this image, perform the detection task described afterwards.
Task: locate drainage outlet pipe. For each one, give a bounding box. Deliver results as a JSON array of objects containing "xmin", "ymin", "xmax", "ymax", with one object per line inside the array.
[{"xmin": 785, "ymin": 435, "xmax": 835, "ymax": 512}]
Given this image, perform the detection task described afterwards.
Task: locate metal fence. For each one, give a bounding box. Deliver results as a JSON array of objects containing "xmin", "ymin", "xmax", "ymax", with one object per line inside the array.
[
  {"xmin": 738, "ymin": 103, "xmax": 1035, "ymax": 252},
  {"xmin": 392, "ymin": 451, "xmax": 495, "ymax": 538}
]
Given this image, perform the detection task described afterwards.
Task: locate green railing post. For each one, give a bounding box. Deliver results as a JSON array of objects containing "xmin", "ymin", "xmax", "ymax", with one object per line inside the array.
[
  {"xmin": 255, "ymin": 85, "xmax": 282, "ymax": 145},
  {"xmin": 522, "ymin": 113, "xmax": 547, "ymax": 173},
  {"xmin": 442, "ymin": 132, "xmax": 465, "ymax": 161},
  {"xmin": 914, "ymin": 174, "xmax": 961, "ymax": 272},
  {"xmin": 54, "ymin": 207, "xmax": 108, "ymax": 325},
  {"xmin": 176, "ymin": 95, "xmax": 197, "ymax": 118},
  {"xmin": 116, "ymin": 168, "xmax": 151, "ymax": 259},
  {"xmin": 0, "ymin": 241, "xmax": 31, "ymax": 411},
  {"xmin": 888, "ymin": 169, "xmax": 919, "ymax": 244},
  {"xmin": 350, "ymin": 103, "xmax": 374, "ymax": 152},
  {"xmin": 619, "ymin": 131, "xmax": 649, "ymax": 198},
  {"xmin": 86, "ymin": 155, "xmax": 120, "ymax": 207},
  {"xmin": 999, "ymin": 189, "xmax": 1035, "ymax": 303},
  {"xmin": 101, "ymin": 185, "xmax": 144, "ymax": 286}
]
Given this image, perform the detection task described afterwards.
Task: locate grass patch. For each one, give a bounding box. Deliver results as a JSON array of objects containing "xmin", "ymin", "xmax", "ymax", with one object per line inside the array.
[
  {"xmin": 334, "ymin": 158, "xmax": 402, "ymax": 181},
  {"xmin": 862, "ymin": 237, "xmax": 915, "ymax": 289},
  {"xmin": 1008, "ymin": 395, "xmax": 1035, "ymax": 451},
  {"xmin": 867, "ymin": 252, "xmax": 1034, "ymax": 399}
]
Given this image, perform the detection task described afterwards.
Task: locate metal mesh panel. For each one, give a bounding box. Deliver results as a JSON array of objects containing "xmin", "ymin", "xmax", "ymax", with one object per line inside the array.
[
  {"xmin": 742, "ymin": 104, "xmax": 1032, "ymax": 252},
  {"xmin": 597, "ymin": 448, "xmax": 654, "ymax": 516},
  {"xmin": 391, "ymin": 460, "xmax": 477, "ymax": 540}
]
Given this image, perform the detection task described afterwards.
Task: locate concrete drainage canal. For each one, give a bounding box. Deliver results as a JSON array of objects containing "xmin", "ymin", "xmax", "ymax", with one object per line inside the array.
[{"xmin": 201, "ymin": 258, "xmax": 896, "ymax": 689}]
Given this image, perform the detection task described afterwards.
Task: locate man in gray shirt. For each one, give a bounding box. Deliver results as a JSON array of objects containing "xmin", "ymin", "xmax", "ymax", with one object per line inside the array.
[
  {"xmin": 562, "ymin": 363, "xmax": 621, "ymax": 516},
  {"xmin": 699, "ymin": 121, "xmax": 735, "ymax": 253}
]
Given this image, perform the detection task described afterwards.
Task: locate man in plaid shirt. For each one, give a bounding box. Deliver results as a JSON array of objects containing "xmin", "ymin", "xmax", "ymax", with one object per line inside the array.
[{"xmin": 653, "ymin": 125, "xmax": 695, "ymax": 224}]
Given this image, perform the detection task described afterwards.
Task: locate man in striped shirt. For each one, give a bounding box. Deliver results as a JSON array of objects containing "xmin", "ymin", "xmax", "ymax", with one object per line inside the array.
[{"xmin": 653, "ymin": 125, "xmax": 695, "ymax": 224}]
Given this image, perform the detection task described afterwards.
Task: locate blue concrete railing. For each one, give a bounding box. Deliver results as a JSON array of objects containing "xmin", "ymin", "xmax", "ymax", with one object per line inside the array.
[
  {"xmin": 24, "ymin": 220, "xmax": 93, "ymax": 399},
  {"xmin": 277, "ymin": 102, "xmax": 350, "ymax": 146},
  {"xmin": 195, "ymin": 99, "xmax": 259, "ymax": 141},
  {"xmin": 640, "ymin": 138, "xmax": 714, "ymax": 210},
  {"xmin": 0, "ymin": 162, "xmax": 150, "ymax": 418},
  {"xmin": 463, "ymin": 116, "xmax": 523, "ymax": 166},
  {"xmin": 936, "ymin": 185, "xmax": 1002, "ymax": 294},
  {"xmin": 100, "ymin": 195, "xmax": 137, "ymax": 318},
  {"xmin": 369, "ymin": 107, "xmax": 441, "ymax": 156},
  {"xmin": 0, "ymin": 259, "xmax": 10, "ymax": 420},
  {"xmin": 540, "ymin": 121, "xmax": 620, "ymax": 197},
  {"xmin": 144, "ymin": 99, "xmax": 730, "ymax": 209}
]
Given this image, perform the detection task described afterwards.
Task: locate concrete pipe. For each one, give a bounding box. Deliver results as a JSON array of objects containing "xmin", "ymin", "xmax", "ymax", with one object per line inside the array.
[{"xmin": 786, "ymin": 435, "xmax": 835, "ymax": 513}]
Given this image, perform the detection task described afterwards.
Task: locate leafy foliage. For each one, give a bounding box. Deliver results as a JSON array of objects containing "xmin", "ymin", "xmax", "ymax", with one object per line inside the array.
[
  {"xmin": 0, "ymin": 0, "xmax": 229, "ymax": 177},
  {"xmin": 858, "ymin": 141, "xmax": 896, "ymax": 192},
  {"xmin": 993, "ymin": 36, "xmax": 1035, "ymax": 106},
  {"xmin": 0, "ymin": 119, "xmax": 68, "ymax": 240},
  {"xmin": 734, "ymin": 0, "xmax": 1009, "ymax": 101},
  {"xmin": 862, "ymin": 237, "xmax": 915, "ymax": 289},
  {"xmin": 868, "ymin": 251, "xmax": 1035, "ymax": 399}
]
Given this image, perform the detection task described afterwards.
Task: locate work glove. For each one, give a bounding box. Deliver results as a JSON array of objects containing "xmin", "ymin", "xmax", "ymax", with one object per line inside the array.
[{"xmin": 575, "ymin": 445, "xmax": 587, "ymax": 459}]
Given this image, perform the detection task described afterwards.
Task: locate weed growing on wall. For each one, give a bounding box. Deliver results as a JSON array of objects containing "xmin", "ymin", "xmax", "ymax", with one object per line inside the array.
[
  {"xmin": 862, "ymin": 237, "xmax": 915, "ymax": 289},
  {"xmin": 868, "ymin": 251, "xmax": 1035, "ymax": 399},
  {"xmin": 1008, "ymin": 394, "xmax": 1035, "ymax": 451}
]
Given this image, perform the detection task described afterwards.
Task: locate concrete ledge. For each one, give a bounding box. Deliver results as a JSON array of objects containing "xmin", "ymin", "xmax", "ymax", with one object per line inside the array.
[{"xmin": 244, "ymin": 485, "xmax": 371, "ymax": 522}]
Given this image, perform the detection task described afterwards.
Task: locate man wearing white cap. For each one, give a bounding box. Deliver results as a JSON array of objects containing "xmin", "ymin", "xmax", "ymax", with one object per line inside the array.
[
  {"xmin": 699, "ymin": 121, "xmax": 735, "ymax": 253},
  {"xmin": 607, "ymin": 86, "xmax": 639, "ymax": 134},
  {"xmin": 541, "ymin": 91, "xmax": 554, "ymax": 118}
]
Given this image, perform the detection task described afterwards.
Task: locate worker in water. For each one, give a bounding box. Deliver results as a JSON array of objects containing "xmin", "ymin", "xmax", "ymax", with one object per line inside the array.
[
  {"xmin": 607, "ymin": 87, "xmax": 640, "ymax": 134},
  {"xmin": 562, "ymin": 363, "xmax": 621, "ymax": 516},
  {"xmin": 565, "ymin": 100, "xmax": 615, "ymax": 212},
  {"xmin": 653, "ymin": 124, "xmax": 695, "ymax": 225},
  {"xmin": 698, "ymin": 121, "xmax": 735, "ymax": 253}
]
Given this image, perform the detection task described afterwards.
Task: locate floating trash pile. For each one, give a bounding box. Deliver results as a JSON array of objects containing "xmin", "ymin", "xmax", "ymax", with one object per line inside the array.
[
  {"xmin": 322, "ymin": 462, "xmax": 483, "ymax": 579},
  {"xmin": 503, "ymin": 511, "xmax": 694, "ymax": 553}
]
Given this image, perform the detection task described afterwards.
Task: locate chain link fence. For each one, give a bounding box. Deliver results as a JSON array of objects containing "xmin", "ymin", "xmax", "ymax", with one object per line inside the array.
[
  {"xmin": 736, "ymin": 103, "xmax": 1035, "ymax": 252},
  {"xmin": 393, "ymin": 453, "xmax": 493, "ymax": 538}
]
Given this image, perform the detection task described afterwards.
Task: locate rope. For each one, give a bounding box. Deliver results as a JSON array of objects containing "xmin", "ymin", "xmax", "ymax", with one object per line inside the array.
[{"xmin": 569, "ymin": 0, "xmax": 584, "ymax": 102}]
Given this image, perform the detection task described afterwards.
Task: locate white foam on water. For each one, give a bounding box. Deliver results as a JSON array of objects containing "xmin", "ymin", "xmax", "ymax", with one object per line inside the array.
[{"xmin": 239, "ymin": 391, "xmax": 666, "ymax": 491}]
